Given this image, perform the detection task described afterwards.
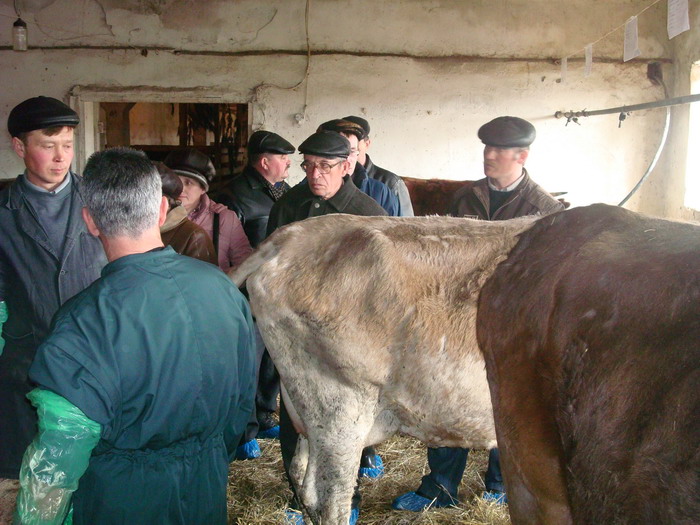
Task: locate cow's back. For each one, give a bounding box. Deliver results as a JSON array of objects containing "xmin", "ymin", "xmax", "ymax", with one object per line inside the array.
[
  {"xmin": 478, "ymin": 204, "xmax": 700, "ymax": 524},
  {"xmin": 242, "ymin": 214, "xmax": 534, "ymax": 448}
]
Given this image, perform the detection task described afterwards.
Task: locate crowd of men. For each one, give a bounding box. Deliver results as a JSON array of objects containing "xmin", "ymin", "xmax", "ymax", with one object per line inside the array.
[{"xmin": 0, "ymin": 95, "xmax": 562, "ymax": 525}]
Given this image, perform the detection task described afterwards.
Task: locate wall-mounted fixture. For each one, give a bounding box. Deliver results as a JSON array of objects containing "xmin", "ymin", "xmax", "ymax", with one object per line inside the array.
[{"xmin": 12, "ymin": 18, "xmax": 27, "ymax": 51}]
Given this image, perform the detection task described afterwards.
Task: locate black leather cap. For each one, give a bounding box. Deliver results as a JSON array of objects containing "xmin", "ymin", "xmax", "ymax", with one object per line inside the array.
[
  {"xmin": 342, "ymin": 116, "xmax": 370, "ymax": 138},
  {"xmin": 248, "ymin": 130, "xmax": 295, "ymax": 156},
  {"xmin": 163, "ymin": 148, "xmax": 215, "ymax": 191},
  {"xmin": 317, "ymin": 119, "xmax": 365, "ymax": 141},
  {"xmin": 8, "ymin": 96, "xmax": 79, "ymax": 137},
  {"xmin": 478, "ymin": 116, "xmax": 536, "ymax": 148},
  {"xmin": 298, "ymin": 131, "xmax": 351, "ymax": 159}
]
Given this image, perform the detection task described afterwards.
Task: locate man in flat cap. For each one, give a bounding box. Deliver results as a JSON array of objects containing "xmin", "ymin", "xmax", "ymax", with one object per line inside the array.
[
  {"xmin": 451, "ymin": 116, "xmax": 564, "ymax": 220},
  {"xmin": 317, "ymin": 119, "xmax": 399, "ymax": 217},
  {"xmin": 226, "ymin": 130, "xmax": 295, "ymax": 443},
  {"xmin": 0, "ymin": 96, "xmax": 107, "ymax": 484},
  {"xmin": 392, "ymin": 116, "xmax": 564, "ymax": 513},
  {"xmin": 268, "ymin": 130, "xmax": 387, "ymax": 525},
  {"xmin": 343, "ymin": 115, "xmax": 414, "ymax": 216}
]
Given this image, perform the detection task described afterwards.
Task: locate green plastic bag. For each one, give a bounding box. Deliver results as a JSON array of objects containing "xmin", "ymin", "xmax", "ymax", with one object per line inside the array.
[{"xmin": 14, "ymin": 389, "xmax": 101, "ymax": 525}]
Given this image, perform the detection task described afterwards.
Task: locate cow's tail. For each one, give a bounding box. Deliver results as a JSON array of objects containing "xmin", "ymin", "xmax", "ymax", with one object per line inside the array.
[{"xmin": 228, "ymin": 238, "xmax": 280, "ymax": 287}]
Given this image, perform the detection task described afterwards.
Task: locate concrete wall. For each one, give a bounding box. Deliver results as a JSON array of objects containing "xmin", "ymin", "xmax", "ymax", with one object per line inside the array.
[{"xmin": 0, "ymin": 0, "xmax": 694, "ymax": 218}]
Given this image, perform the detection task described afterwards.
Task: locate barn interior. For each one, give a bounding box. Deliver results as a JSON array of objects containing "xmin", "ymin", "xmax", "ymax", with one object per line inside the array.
[
  {"xmin": 0, "ymin": 1, "xmax": 698, "ymax": 524},
  {"xmin": 0, "ymin": 0, "xmax": 699, "ymax": 220}
]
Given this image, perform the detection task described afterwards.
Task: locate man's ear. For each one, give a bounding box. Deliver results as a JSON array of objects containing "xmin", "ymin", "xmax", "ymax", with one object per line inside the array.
[
  {"xmin": 11, "ymin": 137, "xmax": 26, "ymax": 159},
  {"xmin": 341, "ymin": 159, "xmax": 351, "ymax": 173},
  {"xmin": 363, "ymin": 137, "xmax": 372, "ymax": 150},
  {"xmin": 260, "ymin": 155, "xmax": 270, "ymax": 172},
  {"xmin": 81, "ymin": 207, "xmax": 100, "ymax": 237},
  {"xmin": 518, "ymin": 149, "xmax": 529, "ymax": 165},
  {"xmin": 158, "ymin": 196, "xmax": 168, "ymax": 227}
]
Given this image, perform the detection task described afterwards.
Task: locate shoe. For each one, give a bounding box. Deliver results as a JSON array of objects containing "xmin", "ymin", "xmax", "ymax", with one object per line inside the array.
[
  {"xmin": 358, "ymin": 453, "xmax": 384, "ymax": 479},
  {"xmin": 284, "ymin": 509, "xmax": 305, "ymax": 525},
  {"xmin": 482, "ymin": 490, "xmax": 508, "ymax": 505},
  {"xmin": 391, "ymin": 491, "xmax": 454, "ymax": 511},
  {"xmin": 234, "ymin": 439, "xmax": 261, "ymax": 460},
  {"xmin": 257, "ymin": 425, "xmax": 280, "ymax": 439},
  {"xmin": 348, "ymin": 506, "xmax": 359, "ymax": 525}
]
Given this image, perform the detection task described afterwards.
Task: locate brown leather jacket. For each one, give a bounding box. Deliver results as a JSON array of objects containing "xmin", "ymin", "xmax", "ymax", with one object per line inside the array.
[
  {"xmin": 160, "ymin": 206, "xmax": 217, "ymax": 265},
  {"xmin": 449, "ymin": 169, "xmax": 564, "ymax": 220}
]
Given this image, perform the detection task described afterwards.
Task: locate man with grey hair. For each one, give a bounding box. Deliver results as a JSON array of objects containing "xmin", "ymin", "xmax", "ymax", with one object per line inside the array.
[{"xmin": 14, "ymin": 148, "xmax": 256, "ymax": 525}]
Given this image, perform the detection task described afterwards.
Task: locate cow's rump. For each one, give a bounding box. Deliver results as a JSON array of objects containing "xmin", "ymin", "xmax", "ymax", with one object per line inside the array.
[{"xmin": 478, "ymin": 204, "xmax": 700, "ymax": 525}]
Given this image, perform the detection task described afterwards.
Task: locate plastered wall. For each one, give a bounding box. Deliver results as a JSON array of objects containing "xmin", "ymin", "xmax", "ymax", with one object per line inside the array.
[{"xmin": 0, "ymin": 0, "xmax": 695, "ymax": 218}]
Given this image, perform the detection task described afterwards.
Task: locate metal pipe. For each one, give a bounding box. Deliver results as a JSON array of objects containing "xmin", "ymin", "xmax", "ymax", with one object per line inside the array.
[
  {"xmin": 617, "ymin": 106, "xmax": 671, "ymax": 207},
  {"xmin": 555, "ymin": 93, "xmax": 700, "ymax": 120}
]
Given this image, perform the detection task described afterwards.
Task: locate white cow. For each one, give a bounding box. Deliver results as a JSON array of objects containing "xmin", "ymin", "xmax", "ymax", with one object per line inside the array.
[{"xmin": 230, "ymin": 213, "xmax": 535, "ymax": 524}]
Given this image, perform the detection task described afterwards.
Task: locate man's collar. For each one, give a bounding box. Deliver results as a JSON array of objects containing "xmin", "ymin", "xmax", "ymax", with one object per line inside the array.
[
  {"xmin": 21, "ymin": 171, "xmax": 72, "ymax": 195},
  {"xmin": 487, "ymin": 170, "xmax": 525, "ymax": 192}
]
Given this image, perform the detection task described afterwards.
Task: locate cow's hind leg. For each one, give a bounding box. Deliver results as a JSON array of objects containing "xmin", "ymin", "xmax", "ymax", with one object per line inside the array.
[{"xmin": 301, "ymin": 428, "xmax": 365, "ymax": 525}]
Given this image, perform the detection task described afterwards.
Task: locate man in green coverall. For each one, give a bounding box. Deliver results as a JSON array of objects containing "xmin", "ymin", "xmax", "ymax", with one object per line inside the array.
[{"xmin": 14, "ymin": 148, "xmax": 256, "ymax": 525}]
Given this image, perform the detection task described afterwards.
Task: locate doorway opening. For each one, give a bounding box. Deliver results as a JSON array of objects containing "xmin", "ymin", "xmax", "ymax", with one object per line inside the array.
[{"xmin": 99, "ymin": 102, "xmax": 249, "ymax": 186}]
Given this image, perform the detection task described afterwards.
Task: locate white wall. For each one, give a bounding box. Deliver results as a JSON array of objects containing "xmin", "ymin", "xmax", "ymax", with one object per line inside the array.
[{"xmin": 0, "ymin": 0, "xmax": 693, "ymax": 218}]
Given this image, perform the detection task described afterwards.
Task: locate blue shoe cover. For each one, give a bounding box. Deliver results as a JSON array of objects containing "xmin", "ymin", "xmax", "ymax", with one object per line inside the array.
[
  {"xmin": 482, "ymin": 490, "xmax": 508, "ymax": 504},
  {"xmin": 257, "ymin": 425, "xmax": 280, "ymax": 439},
  {"xmin": 284, "ymin": 509, "xmax": 305, "ymax": 525},
  {"xmin": 348, "ymin": 507, "xmax": 359, "ymax": 525},
  {"xmin": 234, "ymin": 439, "xmax": 261, "ymax": 460},
  {"xmin": 391, "ymin": 491, "xmax": 453, "ymax": 511},
  {"xmin": 358, "ymin": 453, "xmax": 384, "ymax": 478}
]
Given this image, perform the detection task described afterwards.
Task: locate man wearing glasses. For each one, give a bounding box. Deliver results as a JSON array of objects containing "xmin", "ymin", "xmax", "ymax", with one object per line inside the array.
[
  {"xmin": 267, "ymin": 131, "xmax": 386, "ymax": 233},
  {"xmin": 266, "ymin": 130, "xmax": 386, "ymax": 525}
]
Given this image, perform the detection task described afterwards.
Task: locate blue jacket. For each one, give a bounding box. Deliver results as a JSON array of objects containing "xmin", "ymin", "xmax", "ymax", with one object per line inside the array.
[
  {"xmin": 0, "ymin": 173, "xmax": 106, "ymax": 477},
  {"xmin": 30, "ymin": 247, "xmax": 256, "ymax": 524}
]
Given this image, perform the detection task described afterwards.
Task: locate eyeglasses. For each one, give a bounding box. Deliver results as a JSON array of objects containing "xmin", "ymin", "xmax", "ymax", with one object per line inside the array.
[{"xmin": 300, "ymin": 160, "xmax": 343, "ymax": 174}]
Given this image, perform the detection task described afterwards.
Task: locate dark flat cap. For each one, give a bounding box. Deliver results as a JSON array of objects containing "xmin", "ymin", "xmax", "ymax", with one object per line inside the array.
[
  {"xmin": 342, "ymin": 116, "xmax": 370, "ymax": 138},
  {"xmin": 163, "ymin": 148, "xmax": 215, "ymax": 191},
  {"xmin": 248, "ymin": 130, "xmax": 295, "ymax": 156},
  {"xmin": 8, "ymin": 96, "xmax": 79, "ymax": 137},
  {"xmin": 317, "ymin": 119, "xmax": 365, "ymax": 141},
  {"xmin": 478, "ymin": 116, "xmax": 536, "ymax": 148},
  {"xmin": 298, "ymin": 131, "xmax": 351, "ymax": 159}
]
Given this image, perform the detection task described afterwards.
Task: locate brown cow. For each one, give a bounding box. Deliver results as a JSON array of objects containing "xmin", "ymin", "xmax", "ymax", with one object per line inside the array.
[
  {"xmin": 401, "ymin": 177, "xmax": 471, "ymax": 216},
  {"xmin": 477, "ymin": 204, "xmax": 700, "ymax": 524},
  {"xmin": 230, "ymin": 214, "xmax": 535, "ymax": 524}
]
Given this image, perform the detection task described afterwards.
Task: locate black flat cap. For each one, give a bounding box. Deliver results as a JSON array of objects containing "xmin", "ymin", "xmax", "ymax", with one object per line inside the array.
[
  {"xmin": 478, "ymin": 116, "xmax": 536, "ymax": 148},
  {"xmin": 163, "ymin": 148, "xmax": 215, "ymax": 191},
  {"xmin": 342, "ymin": 116, "xmax": 370, "ymax": 138},
  {"xmin": 248, "ymin": 130, "xmax": 295, "ymax": 156},
  {"xmin": 8, "ymin": 96, "xmax": 79, "ymax": 137},
  {"xmin": 317, "ymin": 119, "xmax": 366, "ymax": 141},
  {"xmin": 298, "ymin": 131, "xmax": 351, "ymax": 159}
]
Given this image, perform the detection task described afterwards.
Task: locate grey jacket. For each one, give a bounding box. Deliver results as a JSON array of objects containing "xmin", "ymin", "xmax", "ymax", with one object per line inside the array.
[{"xmin": 0, "ymin": 172, "xmax": 106, "ymax": 477}]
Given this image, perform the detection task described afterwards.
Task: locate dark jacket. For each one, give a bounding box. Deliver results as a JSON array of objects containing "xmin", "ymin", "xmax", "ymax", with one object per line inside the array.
[
  {"xmin": 268, "ymin": 176, "xmax": 387, "ymax": 235},
  {"xmin": 160, "ymin": 205, "xmax": 217, "ymax": 265},
  {"xmin": 449, "ymin": 169, "xmax": 564, "ymax": 221},
  {"xmin": 228, "ymin": 166, "xmax": 290, "ymax": 248},
  {"xmin": 352, "ymin": 163, "xmax": 400, "ymax": 217},
  {"xmin": 0, "ymin": 173, "xmax": 106, "ymax": 477},
  {"xmin": 365, "ymin": 154, "xmax": 414, "ymax": 216},
  {"xmin": 29, "ymin": 247, "xmax": 256, "ymax": 524}
]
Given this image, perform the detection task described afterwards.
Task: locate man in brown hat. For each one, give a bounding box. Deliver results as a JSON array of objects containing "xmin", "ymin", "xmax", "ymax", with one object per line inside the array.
[
  {"xmin": 0, "ymin": 96, "xmax": 107, "ymax": 485},
  {"xmin": 393, "ymin": 116, "xmax": 564, "ymax": 513}
]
